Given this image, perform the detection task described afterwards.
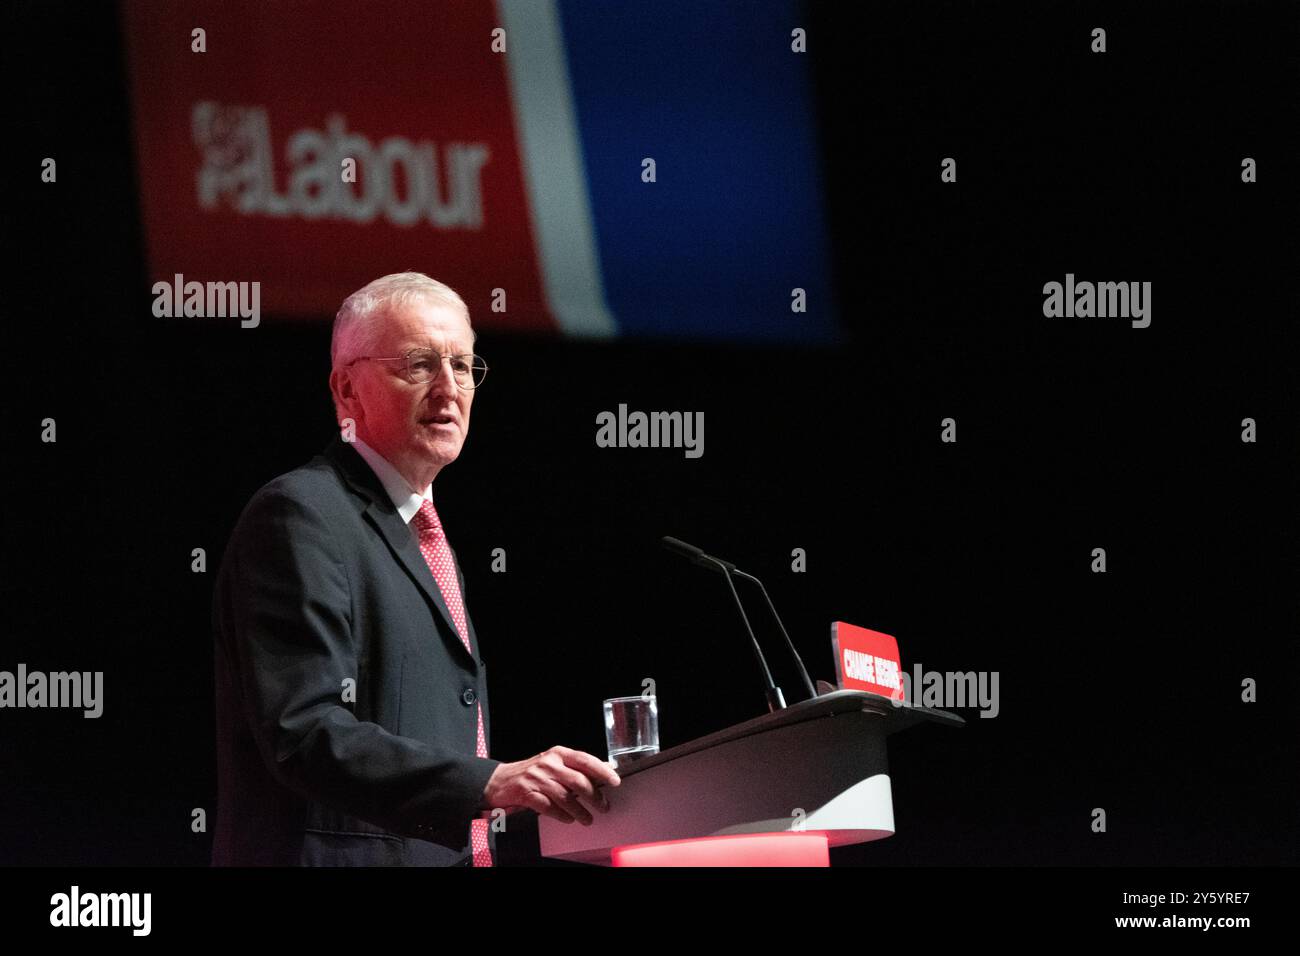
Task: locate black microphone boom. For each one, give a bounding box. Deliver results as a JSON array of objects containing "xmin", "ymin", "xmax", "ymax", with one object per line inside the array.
[
  {"xmin": 732, "ymin": 568, "xmax": 818, "ymax": 701},
  {"xmin": 660, "ymin": 536, "xmax": 818, "ymax": 710},
  {"xmin": 662, "ymin": 536, "xmax": 783, "ymax": 711},
  {"xmin": 660, "ymin": 535, "xmax": 704, "ymax": 562},
  {"xmin": 661, "ymin": 535, "xmax": 735, "ymax": 572}
]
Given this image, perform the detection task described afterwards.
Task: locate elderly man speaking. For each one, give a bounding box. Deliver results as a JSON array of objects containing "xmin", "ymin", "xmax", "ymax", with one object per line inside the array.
[{"xmin": 212, "ymin": 272, "xmax": 619, "ymax": 866}]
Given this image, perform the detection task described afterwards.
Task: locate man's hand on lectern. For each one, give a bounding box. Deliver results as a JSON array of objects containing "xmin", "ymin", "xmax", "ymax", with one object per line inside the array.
[{"xmin": 481, "ymin": 746, "xmax": 621, "ymax": 825}]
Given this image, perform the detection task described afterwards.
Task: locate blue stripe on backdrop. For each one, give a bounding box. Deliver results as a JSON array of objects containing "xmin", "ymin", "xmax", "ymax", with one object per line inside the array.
[{"xmin": 557, "ymin": 0, "xmax": 840, "ymax": 344}]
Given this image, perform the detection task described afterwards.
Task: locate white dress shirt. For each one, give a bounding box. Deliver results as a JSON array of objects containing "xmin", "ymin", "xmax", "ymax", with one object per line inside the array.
[{"xmin": 350, "ymin": 437, "xmax": 432, "ymax": 524}]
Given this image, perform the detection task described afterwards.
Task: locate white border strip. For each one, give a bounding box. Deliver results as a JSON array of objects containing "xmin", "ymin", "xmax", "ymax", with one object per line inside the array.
[{"xmin": 497, "ymin": 0, "xmax": 616, "ymax": 337}]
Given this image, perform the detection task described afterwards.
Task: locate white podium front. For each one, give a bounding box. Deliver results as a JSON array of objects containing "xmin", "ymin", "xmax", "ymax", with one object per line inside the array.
[{"xmin": 538, "ymin": 690, "xmax": 963, "ymax": 866}]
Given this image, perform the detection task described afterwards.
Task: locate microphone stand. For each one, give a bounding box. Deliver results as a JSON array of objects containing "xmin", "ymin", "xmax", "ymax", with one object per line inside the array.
[{"xmin": 701, "ymin": 555, "xmax": 787, "ymax": 712}]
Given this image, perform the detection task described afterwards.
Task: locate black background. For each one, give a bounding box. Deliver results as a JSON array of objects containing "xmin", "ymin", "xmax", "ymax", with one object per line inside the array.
[{"xmin": 4, "ymin": 0, "xmax": 1297, "ymax": 870}]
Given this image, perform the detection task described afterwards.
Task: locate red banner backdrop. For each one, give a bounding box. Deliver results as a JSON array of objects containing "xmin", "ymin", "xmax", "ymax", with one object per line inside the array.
[{"xmin": 122, "ymin": 0, "xmax": 553, "ymax": 329}]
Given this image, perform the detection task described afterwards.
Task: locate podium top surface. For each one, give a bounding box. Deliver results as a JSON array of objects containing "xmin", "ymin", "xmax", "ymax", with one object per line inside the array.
[{"xmin": 614, "ymin": 689, "xmax": 964, "ymax": 780}]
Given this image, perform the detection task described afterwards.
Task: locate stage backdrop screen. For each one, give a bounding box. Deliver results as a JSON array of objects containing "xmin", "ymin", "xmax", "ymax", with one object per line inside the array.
[{"xmin": 122, "ymin": 0, "xmax": 839, "ymax": 343}]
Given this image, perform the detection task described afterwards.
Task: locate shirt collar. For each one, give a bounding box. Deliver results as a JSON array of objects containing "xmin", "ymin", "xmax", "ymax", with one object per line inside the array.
[{"xmin": 351, "ymin": 437, "xmax": 432, "ymax": 524}]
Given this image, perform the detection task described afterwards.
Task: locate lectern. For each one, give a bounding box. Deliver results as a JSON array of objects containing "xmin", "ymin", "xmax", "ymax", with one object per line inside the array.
[{"xmin": 538, "ymin": 689, "xmax": 964, "ymax": 866}]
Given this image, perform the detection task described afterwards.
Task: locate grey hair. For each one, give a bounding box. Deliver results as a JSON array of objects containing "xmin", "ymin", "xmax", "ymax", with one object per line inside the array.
[{"xmin": 330, "ymin": 271, "xmax": 475, "ymax": 372}]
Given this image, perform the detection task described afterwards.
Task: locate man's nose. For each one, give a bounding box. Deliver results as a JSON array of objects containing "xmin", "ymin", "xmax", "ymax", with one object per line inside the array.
[{"xmin": 427, "ymin": 355, "xmax": 458, "ymax": 392}]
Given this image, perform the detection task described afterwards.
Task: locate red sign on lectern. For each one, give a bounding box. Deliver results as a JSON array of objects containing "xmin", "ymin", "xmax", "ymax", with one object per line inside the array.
[{"xmin": 831, "ymin": 622, "xmax": 904, "ymax": 700}]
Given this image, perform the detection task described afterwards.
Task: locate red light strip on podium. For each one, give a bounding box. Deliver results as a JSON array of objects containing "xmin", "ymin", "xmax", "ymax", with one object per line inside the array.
[{"xmin": 612, "ymin": 832, "xmax": 830, "ymax": 867}]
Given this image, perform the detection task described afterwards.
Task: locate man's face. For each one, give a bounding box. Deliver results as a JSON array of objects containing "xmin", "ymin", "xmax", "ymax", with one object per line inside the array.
[{"xmin": 334, "ymin": 298, "xmax": 475, "ymax": 488}]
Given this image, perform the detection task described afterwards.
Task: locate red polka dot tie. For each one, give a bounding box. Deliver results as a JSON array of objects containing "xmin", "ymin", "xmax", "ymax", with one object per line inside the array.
[{"xmin": 412, "ymin": 498, "xmax": 492, "ymax": 867}]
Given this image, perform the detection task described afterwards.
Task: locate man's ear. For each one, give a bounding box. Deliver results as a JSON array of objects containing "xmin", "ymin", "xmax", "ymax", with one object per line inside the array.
[{"xmin": 329, "ymin": 366, "xmax": 359, "ymax": 421}]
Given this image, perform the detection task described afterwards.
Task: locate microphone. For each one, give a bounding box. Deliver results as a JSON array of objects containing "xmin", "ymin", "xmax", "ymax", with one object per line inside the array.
[
  {"xmin": 661, "ymin": 536, "xmax": 783, "ymax": 711},
  {"xmin": 661, "ymin": 536, "xmax": 736, "ymax": 572},
  {"xmin": 660, "ymin": 537, "xmax": 818, "ymax": 709}
]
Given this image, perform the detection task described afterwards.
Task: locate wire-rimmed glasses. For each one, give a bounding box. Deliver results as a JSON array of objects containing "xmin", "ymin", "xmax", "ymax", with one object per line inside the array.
[{"xmin": 347, "ymin": 349, "xmax": 488, "ymax": 389}]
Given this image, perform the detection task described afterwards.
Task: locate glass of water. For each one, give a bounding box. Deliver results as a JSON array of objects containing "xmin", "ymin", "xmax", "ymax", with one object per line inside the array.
[{"xmin": 603, "ymin": 695, "xmax": 659, "ymax": 768}]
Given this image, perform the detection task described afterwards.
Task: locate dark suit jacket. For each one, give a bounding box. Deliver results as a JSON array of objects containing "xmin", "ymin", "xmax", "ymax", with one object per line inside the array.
[{"xmin": 211, "ymin": 433, "xmax": 501, "ymax": 865}]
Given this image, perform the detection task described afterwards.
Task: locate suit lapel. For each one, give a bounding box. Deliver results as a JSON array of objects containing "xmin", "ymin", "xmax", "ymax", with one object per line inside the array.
[{"xmin": 321, "ymin": 434, "xmax": 478, "ymax": 672}]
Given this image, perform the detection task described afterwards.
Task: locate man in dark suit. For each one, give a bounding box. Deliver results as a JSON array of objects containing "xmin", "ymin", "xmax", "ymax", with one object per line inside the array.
[{"xmin": 212, "ymin": 272, "xmax": 619, "ymax": 866}]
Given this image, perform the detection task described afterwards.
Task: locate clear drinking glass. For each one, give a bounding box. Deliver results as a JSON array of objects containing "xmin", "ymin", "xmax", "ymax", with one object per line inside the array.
[{"xmin": 603, "ymin": 695, "xmax": 659, "ymax": 768}]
